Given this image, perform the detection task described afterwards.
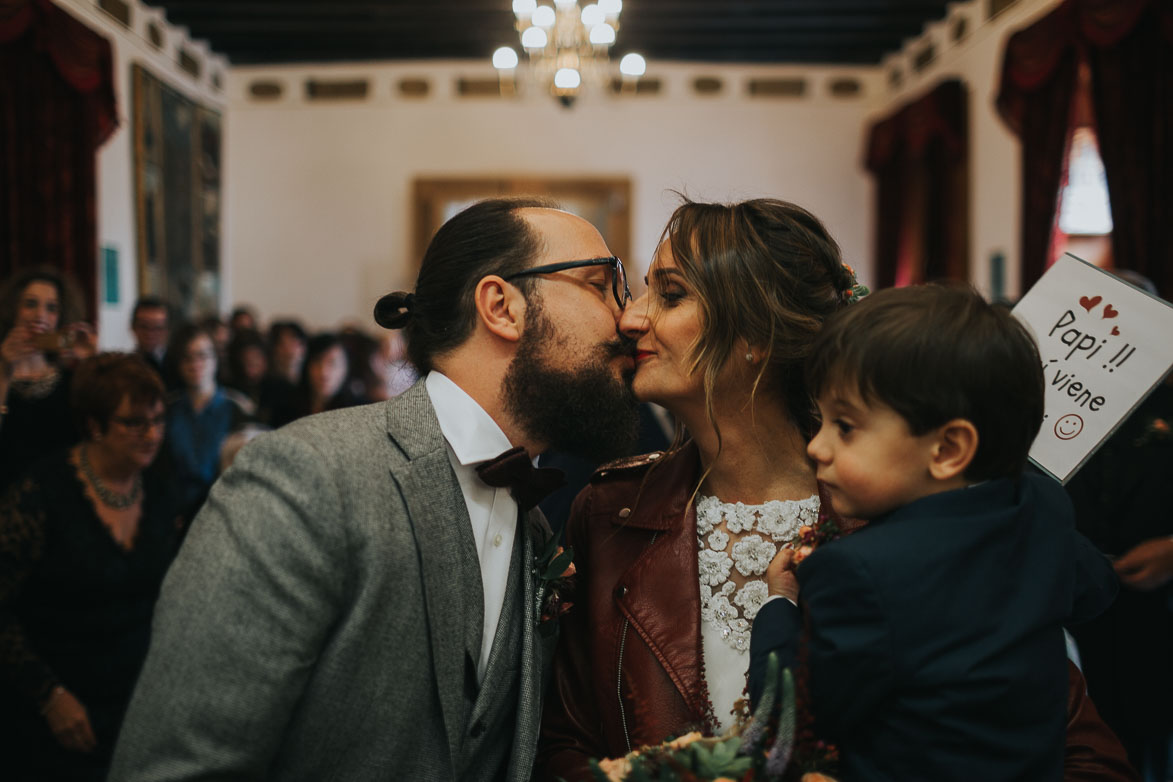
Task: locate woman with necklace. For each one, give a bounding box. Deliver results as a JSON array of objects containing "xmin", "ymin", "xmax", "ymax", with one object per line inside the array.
[
  {"xmin": 536, "ymin": 198, "xmax": 1136, "ymax": 781},
  {"xmin": 0, "ymin": 267, "xmax": 96, "ymax": 492},
  {"xmin": 0, "ymin": 353, "xmax": 180, "ymax": 782}
]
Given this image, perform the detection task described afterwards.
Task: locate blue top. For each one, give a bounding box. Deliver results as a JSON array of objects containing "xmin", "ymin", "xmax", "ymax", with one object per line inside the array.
[{"xmin": 164, "ymin": 389, "xmax": 243, "ymax": 517}]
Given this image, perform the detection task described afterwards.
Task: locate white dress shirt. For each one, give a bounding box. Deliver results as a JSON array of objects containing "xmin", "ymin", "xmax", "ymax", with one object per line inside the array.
[{"xmin": 425, "ymin": 371, "xmax": 520, "ymax": 683}]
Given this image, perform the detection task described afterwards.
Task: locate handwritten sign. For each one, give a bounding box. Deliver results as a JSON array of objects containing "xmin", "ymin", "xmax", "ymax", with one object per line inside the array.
[{"xmin": 1012, "ymin": 254, "xmax": 1173, "ymax": 483}]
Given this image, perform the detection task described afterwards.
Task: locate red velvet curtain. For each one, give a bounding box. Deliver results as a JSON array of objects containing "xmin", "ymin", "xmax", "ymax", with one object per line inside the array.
[
  {"xmin": 864, "ymin": 79, "xmax": 970, "ymax": 289},
  {"xmin": 996, "ymin": 0, "xmax": 1173, "ymax": 299},
  {"xmin": 0, "ymin": 0, "xmax": 118, "ymax": 316}
]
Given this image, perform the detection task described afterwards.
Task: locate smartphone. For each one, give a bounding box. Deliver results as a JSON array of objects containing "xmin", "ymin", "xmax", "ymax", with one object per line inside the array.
[{"xmin": 31, "ymin": 331, "xmax": 74, "ymax": 353}]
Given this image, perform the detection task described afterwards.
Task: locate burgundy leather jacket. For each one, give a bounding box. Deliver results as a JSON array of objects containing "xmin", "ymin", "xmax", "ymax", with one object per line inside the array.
[{"xmin": 535, "ymin": 444, "xmax": 1137, "ymax": 782}]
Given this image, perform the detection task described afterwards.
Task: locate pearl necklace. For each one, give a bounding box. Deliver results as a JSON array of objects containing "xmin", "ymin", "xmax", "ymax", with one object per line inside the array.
[{"xmin": 79, "ymin": 444, "xmax": 142, "ymax": 510}]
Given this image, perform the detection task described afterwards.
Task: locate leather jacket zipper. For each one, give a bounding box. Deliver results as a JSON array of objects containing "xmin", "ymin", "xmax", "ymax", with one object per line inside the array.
[
  {"xmin": 616, "ymin": 531, "xmax": 657, "ymax": 755},
  {"xmin": 617, "ymin": 619, "xmax": 633, "ymax": 754}
]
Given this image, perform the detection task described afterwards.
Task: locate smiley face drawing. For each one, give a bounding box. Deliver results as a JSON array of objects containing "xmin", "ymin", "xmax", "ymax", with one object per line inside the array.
[{"xmin": 1054, "ymin": 414, "xmax": 1084, "ymax": 440}]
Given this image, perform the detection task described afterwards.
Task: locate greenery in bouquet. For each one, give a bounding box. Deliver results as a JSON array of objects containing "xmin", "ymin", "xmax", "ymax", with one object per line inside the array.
[{"xmin": 587, "ymin": 653, "xmax": 838, "ymax": 782}]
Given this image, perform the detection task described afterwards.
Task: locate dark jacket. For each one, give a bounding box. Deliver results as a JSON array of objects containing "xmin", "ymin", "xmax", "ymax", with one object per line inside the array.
[
  {"xmin": 749, "ymin": 474, "xmax": 1122, "ymax": 782},
  {"xmin": 538, "ymin": 446, "xmax": 1138, "ymax": 782}
]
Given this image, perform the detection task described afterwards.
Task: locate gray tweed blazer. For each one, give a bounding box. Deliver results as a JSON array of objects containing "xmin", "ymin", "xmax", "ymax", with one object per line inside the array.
[{"xmin": 108, "ymin": 382, "xmax": 552, "ymax": 781}]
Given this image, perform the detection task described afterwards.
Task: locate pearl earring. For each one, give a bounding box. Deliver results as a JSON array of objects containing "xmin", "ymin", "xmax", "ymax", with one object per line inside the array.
[{"xmin": 745, "ymin": 352, "xmax": 754, "ymax": 362}]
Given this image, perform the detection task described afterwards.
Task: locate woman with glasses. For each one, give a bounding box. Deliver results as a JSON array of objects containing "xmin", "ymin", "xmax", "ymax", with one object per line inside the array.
[
  {"xmin": 162, "ymin": 323, "xmax": 252, "ymax": 524},
  {"xmin": 0, "ymin": 267, "xmax": 97, "ymax": 493},
  {"xmin": 537, "ymin": 199, "xmax": 1136, "ymax": 781},
  {"xmin": 0, "ymin": 353, "xmax": 181, "ymax": 782}
]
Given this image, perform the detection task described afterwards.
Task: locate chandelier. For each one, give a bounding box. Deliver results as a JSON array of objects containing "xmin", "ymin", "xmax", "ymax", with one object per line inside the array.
[{"xmin": 493, "ymin": 0, "xmax": 646, "ymax": 107}]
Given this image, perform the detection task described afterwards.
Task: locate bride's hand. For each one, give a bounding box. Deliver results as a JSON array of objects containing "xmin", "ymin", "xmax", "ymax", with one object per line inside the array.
[{"xmin": 766, "ymin": 548, "xmax": 799, "ymax": 602}]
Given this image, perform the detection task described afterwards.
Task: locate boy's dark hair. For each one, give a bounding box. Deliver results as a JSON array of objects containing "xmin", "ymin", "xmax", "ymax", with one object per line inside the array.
[{"xmin": 807, "ymin": 283, "xmax": 1044, "ymax": 481}]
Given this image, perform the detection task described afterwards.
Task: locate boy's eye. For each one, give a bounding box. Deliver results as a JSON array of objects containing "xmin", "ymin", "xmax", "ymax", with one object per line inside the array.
[{"xmin": 833, "ymin": 418, "xmax": 854, "ymax": 436}]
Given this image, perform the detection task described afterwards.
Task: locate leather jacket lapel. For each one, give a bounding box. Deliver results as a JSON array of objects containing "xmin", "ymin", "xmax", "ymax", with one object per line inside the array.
[{"xmin": 613, "ymin": 478, "xmax": 707, "ymax": 721}]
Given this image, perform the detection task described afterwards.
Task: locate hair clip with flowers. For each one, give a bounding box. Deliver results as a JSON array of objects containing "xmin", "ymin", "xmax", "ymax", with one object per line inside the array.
[{"xmin": 841, "ymin": 264, "xmax": 870, "ymax": 303}]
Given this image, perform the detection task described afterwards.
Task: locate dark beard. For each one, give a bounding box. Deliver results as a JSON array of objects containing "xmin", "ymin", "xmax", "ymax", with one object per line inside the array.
[{"xmin": 503, "ymin": 310, "xmax": 640, "ymax": 463}]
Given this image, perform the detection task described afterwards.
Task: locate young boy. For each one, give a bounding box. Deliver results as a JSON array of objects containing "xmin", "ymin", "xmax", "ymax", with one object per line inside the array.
[{"xmin": 748, "ymin": 284, "xmax": 1118, "ymax": 782}]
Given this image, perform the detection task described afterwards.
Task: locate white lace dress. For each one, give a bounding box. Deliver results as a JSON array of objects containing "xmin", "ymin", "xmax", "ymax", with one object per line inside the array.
[{"xmin": 696, "ymin": 493, "xmax": 821, "ymax": 732}]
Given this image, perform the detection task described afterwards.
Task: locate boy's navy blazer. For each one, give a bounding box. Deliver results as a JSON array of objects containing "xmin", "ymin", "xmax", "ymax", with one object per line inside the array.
[{"xmin": 749, "ymin": 473, "xmax": 1118, "ymax": 782}]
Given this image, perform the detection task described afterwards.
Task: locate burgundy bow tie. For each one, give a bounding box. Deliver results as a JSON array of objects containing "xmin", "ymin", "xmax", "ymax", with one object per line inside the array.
[{"xmin": 475, "ymin": 446, "xmax": 565, "ymax": 511}]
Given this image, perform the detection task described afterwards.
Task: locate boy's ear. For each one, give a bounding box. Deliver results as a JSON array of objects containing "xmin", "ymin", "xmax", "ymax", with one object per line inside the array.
[
  {"xmin": 928, "ymin": 418, "xmax": 979, "ymax": 481},
  {"xmin": 473, "ymin": 275, "xmax": 526, "ymax": 343}
]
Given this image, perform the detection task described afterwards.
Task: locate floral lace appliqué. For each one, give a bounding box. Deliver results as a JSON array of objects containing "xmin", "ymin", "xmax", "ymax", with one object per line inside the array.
[{"xmin": 695, "ymin": 493, "xmax": 820, "ymax": 652}]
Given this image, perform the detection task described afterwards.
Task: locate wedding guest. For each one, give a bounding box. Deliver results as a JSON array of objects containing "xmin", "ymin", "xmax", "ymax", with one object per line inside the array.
[
  {"xmin": 130, "ymin": 297, "xmax": 169, "ymax": 380},
  {"xmin": 0, "ymin": 268, "xmax": 96, "ymax": 492},
  {"xmin": 223, "ymin": 328, "xmax": 268, "ymax": 413},
  {"xmin": 228, "ymin": 305, "xmax": 257, "ymax": 336},
  {"xmin": 256, "ymin": 319, "xmax": 307, "ymax": 424},
  {"xmin": 536, "ymin": 198, "xmax": 1138, "ymax": 782},
  {"xmin": 0, "ymin": 353, "xmax": 179, "ymax": 782},
  {"xmin": 374, "ymin": 331, "xmax": 419, "ymax": 399},
  {"xmin": 162, "ymin": 324, "xmax": 251, "ymax": 523},
  {"xmin": 269, "ymin": 332, "xmax": 367, "ymax": 428},
  {"xmin": 198, "ymin": 314, "xmax": 231, "ymax": 383},
  {"xmin": 1067, "ymin": 371, "xmax": 1173, "ymax": 782},
  {"xmin": 750, "ymin": 284, "xmax": 1118, "ymax": 781},
  {"xmin": 267, "ymin": 319, "xmax": 307, "ymax": 386}
]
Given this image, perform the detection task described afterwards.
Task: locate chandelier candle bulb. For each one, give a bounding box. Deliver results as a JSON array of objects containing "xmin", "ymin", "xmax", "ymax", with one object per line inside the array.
[
  {"xmin": 619, "ymin": 52, "xmax": 646, "ymax": 77},
  {"xmin": 531, "ymin": 5, "xmax": 556, "ymax": 27},
  {"xmin": 492, "ymin": 47, "xmax": 519, "ymax": 70},
  {"xmin": 589, "ymin": 23, "xmax": 615, "ymax": 45},
  {"xmin": 554, "ymin": 67, "xmax": 581, "ymax": 89},
  {"xmin": 581, "ymin": 3, "xmax": 604, "ymax": 26},
  {"xmin": 521, "ymin": 26, "xmax": 547, "ymax": 49}
]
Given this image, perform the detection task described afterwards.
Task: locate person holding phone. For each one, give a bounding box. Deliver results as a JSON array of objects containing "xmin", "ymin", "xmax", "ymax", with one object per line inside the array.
[{"xmin": 0, "ymin": 268, "xmax": 96, "ymax": 491}]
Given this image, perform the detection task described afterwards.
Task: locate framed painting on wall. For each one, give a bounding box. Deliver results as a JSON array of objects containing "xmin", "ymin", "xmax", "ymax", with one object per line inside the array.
[
  {"xmin": 412, "ymin": 177, "xmax": 632, "ymax": 271},
  {"xmin": 132, "ymin": 63, "xmax": 221, "ymax": 319}
]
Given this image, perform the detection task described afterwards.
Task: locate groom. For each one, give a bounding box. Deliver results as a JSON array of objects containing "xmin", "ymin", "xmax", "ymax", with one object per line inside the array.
[{"xmin": 109, "ymin": 198, "xmax": 640, "ymax": 781}]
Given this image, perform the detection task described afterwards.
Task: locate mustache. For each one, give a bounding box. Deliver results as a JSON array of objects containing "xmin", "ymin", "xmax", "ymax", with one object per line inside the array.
[{"xmin": 602, "ymin": 332, "xmax": 638, "ymax": 359}]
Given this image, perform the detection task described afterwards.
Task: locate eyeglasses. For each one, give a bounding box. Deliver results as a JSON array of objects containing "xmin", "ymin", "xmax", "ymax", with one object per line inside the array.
[
  {"xmin": 182, "ymin": 350, "xmax": 216, "ymax": 363},
  {"xmin": 504, "ymin": 256, "xmax": 632, "ymax": 310},
  {"xmin": 111, "ymin": 414, "xmax": 166, "ymax": 436}
]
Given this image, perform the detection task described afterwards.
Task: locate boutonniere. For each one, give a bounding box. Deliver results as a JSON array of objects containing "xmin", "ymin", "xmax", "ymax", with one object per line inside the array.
[
  {"xmin": 1135, "ymin": 417, "xmax": 1172, "ymax": 447},
  {"xmin": 533, "ymin": 535, "xmax": 576, "ymax": 636}
]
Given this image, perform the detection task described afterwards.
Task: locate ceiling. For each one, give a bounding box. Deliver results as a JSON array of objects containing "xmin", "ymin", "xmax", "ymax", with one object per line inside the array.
[{"xmin": 142, "ymin": 0, "xmax": 956, "ymax": 67}]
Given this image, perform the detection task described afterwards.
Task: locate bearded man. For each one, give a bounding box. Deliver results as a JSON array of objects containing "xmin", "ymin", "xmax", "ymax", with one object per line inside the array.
[{"xmin": 110, "ymin": 198, "xmax": 639, "ymax": 782}]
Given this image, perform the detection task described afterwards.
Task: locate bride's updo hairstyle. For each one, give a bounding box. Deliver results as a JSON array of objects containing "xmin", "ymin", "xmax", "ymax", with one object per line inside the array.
[
  {"xmin": 663, "ymin": 197, "xmax": 854, "ymax": 437},
  {"xmin": 373, "ymin": 196, "xmax": 556, "ymax": 374}
]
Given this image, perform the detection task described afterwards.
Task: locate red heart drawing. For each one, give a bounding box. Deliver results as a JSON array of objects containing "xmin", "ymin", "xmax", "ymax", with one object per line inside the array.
[
  {"xmin": 1111, "ymin": 326, "xmax": 1120, "ymax": 336},
  {"xmin": 1079, "ymin": 295, "xmax": 1102, "ymax": 311},
  {"xmin": 1103, "ymin": 304, "xmax": 1119, "ymax": 319}
]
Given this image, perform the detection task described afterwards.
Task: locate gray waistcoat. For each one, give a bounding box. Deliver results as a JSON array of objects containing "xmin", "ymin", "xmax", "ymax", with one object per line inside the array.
[{"xmin": 456, "ymin": 520, "xmax": 526, "ymax": 782}]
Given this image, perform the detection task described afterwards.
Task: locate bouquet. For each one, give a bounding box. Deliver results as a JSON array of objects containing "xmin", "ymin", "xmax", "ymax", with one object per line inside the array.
[{"xmin": 588, "ymin": 653, "xmax": 838, "ymax": 782}]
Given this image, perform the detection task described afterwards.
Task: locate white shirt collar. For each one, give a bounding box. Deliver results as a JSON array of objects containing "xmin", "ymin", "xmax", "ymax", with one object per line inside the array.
[{"xmin": 424, "ymin": 370, "xmax": 514, "ymax": 467}]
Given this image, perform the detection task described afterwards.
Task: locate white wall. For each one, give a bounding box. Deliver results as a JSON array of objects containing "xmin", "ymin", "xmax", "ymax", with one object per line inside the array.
[
  {"xmin": 55, "ymin": 0, "xmax": 227, "ymax": 349},
  {"xmin": 872, "ymin": 0, "xmax": 1064, "ymax": 299},
  {"xmin": 225, "ymin": 63, "xmax": 882, "ymax": 331},
  {"xmin": 71, "ymin": 0, "xmax": 1069, "ymax": 340}
]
